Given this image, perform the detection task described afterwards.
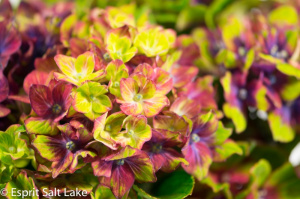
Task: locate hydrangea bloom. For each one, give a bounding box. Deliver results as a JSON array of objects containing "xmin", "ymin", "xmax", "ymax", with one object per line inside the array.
[{"xmin": 1, "ymin": 1, "xmax": 300, "ymax": 199}]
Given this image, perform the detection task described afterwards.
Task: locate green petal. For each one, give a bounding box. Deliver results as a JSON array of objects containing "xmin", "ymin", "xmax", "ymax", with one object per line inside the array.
[
  {"xmin": 0, "ymin": 125, "xmax": 31, "ymax": 166},
  {"xmin": 268, "ymin": 111, "xmax": 295, "ymax": 142},
  {"xmin": 6, "ymin": 171, "xmax": 38, "ymax": 199},
  {"xmin": 32, "ymin": 135, "xmax": 65, "ymax": 161},
  {"xmin": 54, "ymin": 54, "xmax": 76, "ymax": 77},
  {"xmin": 281, "ymin": 81, "xmax": 300, "ymax": 101},
  {"xmin": 25, "ymin": 117, "xmax": 59, "ymax": 135},
  {"xmin": 91, "ymin": 185, "xmax": 116, "ymax": 199},
  {"xmin": 244, "ymin": 48, "xmax": 255, "ymax": 70},
  {"xmin": 250, "ymin": 159, "xmax": 272, "ymax": 188},
  {"xmin": 276, "ymin": 63, "xmax": 300, "ymax": 79},
  {"xmin": 74, "ymin": 82, "xmax": 111, "ymax": 120},
  {"xmin": 213, "ymin": 122, "xmax": 232, "ymax": 145},
  {"xmin": 214, "ymin": 140, "xmax": 243, "ymax": 162},
  {"xmin": 134, "ymin": 27, "xmax": 175, "ymax": 57},
  {"xmin": 223, "ymin": 103, "xmax": 247, "ymax": 133},
  {"xmin": 115, "ymin": 115, "xmax": 152, "ymax": 149},
  {"xmin": 106, "ymin": 27, "xmax": 137, "ymax": 62},
  {"xmin": 268, "ymin": 5, "xmax": 298, "ymax": 26},
  {"xmin": 93, "ymin": 112, "xmax": 125, "ymax": 150},
  {"xmin": 74, "ymin": 51, "xmax": 95, "ymax": 76}
]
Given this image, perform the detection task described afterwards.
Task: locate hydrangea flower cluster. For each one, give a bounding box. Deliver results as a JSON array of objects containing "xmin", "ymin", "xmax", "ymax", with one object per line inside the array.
[{"xmin": 1, "ymin": 0, "xmax": 300, "ymax": 198}]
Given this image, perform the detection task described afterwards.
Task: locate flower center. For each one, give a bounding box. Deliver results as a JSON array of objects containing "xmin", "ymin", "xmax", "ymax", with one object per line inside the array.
[
  {"xmin": 103, "ymin": 53, "xmax": 111, "ymax": 61},
  {"xmin": 128, "ymin": 130, "xmax": 134, "ymax": 135},
  {"xmin": 270, "ymin": 45, "xmax": 288, "ymax": 59},
  {"xmin": 152, "ymin": 143, "xmax": 162, "ymax": 153},
  {"xmin": 90, "ymin": 95, "xmax": 95, "ymax": 100},
  {"xmin": 8, "ymin": 146, "xmax": 16, "ymax": 153},
  {"xmin": 52, "ymin": 104, "xmax": 62, "ymax": 114},
  {"xmin": 77, "ymin": 72, "xmax": 84, "ymax": 80},
  {"xmin": 66, "ymin": 141, "xmax": 75, "ymax": 151},
  {"xmin": 238, "ymin": 88, "xmax": 247, "ymax": 100},
  {"xmin": 169, "ymin": 126, "xmax": 175, "ymax": 131},
  {"xmin": 133, "ymin": 94, "xmax": 143, "ymax": 102},
  {"xmin": 116, "ymin": 51, "xmax": 122, "ymax": 57},
  {"xmin": 116, "ymin": 159, "xmax": 125, "ymax": 165},
  {"xmin": 113, "ymin": 82, "xmax": 120, "ymax": 88},
  {"xmin": 191, "ymin": 133, "xmax": 200, "ymax": 143},
  {"xmin": 238, "ymin": 47, "xmax": 246, "ymax": 56},
  {"xmin": 105, "ymin": 124, "xmax": 112, "ymax": 132}
]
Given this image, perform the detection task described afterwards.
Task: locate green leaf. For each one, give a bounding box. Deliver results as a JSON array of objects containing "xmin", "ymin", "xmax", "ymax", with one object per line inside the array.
[
  {"xmin": 176, "ymin": 5, "xmax": 206, "ymax": 31},
  {"xmin": 268, "ymin": 5, "xmax": 298, "ymax": 26},
  {"xmin": 266, "ymin": 163, "xmax": 300, "ymax": 198},
  {"xmin": 267, "ymin": 163, "xmax": 296, "ymax": 187},
  {"xmin": 132, "ymin": 185, "xmax": 158, "ymax": 199},
  {"xmin": 152, "ymin": 170, "xmax": 194, "ymax": 199},
  {"xmin": 205, "ymin": 0, "xmax": 235, "ymax": 28},
  {"xmin": 67, "ymin": 173, "xmax": 94, "ymax": 193},
  {"xmin": 201, "ymin": 176, "xmax": 232, "ymax": 198}
]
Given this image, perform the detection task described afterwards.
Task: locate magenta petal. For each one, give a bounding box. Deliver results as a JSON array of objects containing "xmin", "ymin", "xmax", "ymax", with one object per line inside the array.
[
  {"xmin": 33, "ymin": 136, "xmax": 67, "ymax": 162},
  {"xmin": 52, "ymin": 83, "xmax": 73, "ymax": 122},
  {"xmin": 52, "ymin": 151, "xmax": 74, "ymax": 178},
  {"xmin": 92, "ymin": 158, "xmax": 113, "ymax": 177},
  {"xmin": 8, "ymin": 95, "xmax": 30, "ymax": 104},
  {"xmin": 161, "ymin": 148, "xmax": 185, "ymax": 172},
  {"xmin": 0, "ymin": 104, "xmax": 10, "ymax": 117},
  {"xmin": 0, "ymin": 21, "xmax": 21, "ymax": 57},
  {"xmin": 0, "ymin": 56, "xmax": 9, "ymax": 70},
  {"xmin": 0, "ymin": 72, "xmax": 9, "ymax": 103},
  {"xmin": 23, "ymin": 70, "xmax": 49, "ymax": 95},
  {"xmin": 126, "ymin": 150, "xmax": 156, "ymax": 183},
  {"xmin": 110, "ymin": 164, "xmax": 135, "ymax": 199},
  {"xmin": 52, "ymin": 83, "xmax": 73, "ymax": 106},
  {"xmin": 149, "ymin": 153, "xmax": 165, "ymax": 172},
  {"xmin": 29, "ymin": 84, "xmax": 53, "ymax": 117},
  {"xmin": 182, "ymin": 142, "xmax": 212, "ymax": 176}
]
